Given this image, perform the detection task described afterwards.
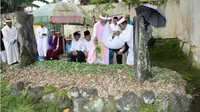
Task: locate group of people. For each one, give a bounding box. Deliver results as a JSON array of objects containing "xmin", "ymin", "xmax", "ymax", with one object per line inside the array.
[
  {"xmin": 34, "ymin": 14, "xmax": 135, "ymax": 66},
  {"xmin": 93, "ymin": 14, "xmax": 134, "ymax": 65},
  {"xmin": 0, "ymin": 14, "xmax": 141, "ymax": 66}
]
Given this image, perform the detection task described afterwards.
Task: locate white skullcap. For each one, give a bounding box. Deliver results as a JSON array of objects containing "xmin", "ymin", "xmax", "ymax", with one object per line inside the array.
[
  {"xmin": 5, "ymin": 18, "xmax": 12, "ymax": 22},
  {"xmin": 117, "ymin": 17, "xmax": 126, "ymax": 25},
  {"xmin": 100, "ymin": 14, "xmax": 109, "ymax": 20}
]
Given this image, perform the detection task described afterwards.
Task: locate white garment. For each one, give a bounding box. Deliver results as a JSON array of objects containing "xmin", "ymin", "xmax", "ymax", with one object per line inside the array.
[
  {"xmin": 52, "ymin": 35, "xmax": 55, "ymax": 41},
  {"xmin": 102, "ymin": 23, "xmax": 125, "ymax": 49},
  {"xmin": 36, "ymin": 26, "xmax": 48, "ymax": 57},
  {"xmin": 1, "ymin": 25, "xmax": 19, "ymax": 65},
  {"xmin": 56, "ymin": 37, "xmax": 59, "ymax": 49},
  {"xmin": 0, "ymin": 51, "xmax": 6, "ymax": 63},
  {"xmin": 71, "ymin": 37, "xmax": 85, "ymax": 52},
  {"xmin": 102, "ymin": 24, "xmax": 134, "ymax": 65},
  {"xmin": 84, "ymin": 39, "xmax": 95, "ymax": 52},
  {"xmin": 118, "ymin": 24, "xmax": 134, "ymax": 65},
  {"xmin": 84, "ymin": 39, "xmax": 90, "ymax": 52},
  {"xmin": 110, "ymin": 23, "xmax": 120, "ymax": 32}
]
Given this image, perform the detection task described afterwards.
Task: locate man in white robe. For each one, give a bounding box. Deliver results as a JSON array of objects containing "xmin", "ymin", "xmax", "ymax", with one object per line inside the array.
[
  {"xmin": 92, "ymin": 13, "xmax": 112, "ymax": 64},
  {"xmin": 35, "ymin": 24, "xmax": 48, "ymax": 58},
  {"xmin": 102, "ymin": 17, "xmax": 134, "ymax": 65},
  {"xmin": 1, "ymin": 18, "xmax": 19, "ymax": 65}
]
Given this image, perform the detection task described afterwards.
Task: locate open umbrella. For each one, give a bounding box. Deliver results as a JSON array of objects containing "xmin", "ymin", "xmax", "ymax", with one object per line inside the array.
[
  {"xmin": 33, "ymin": 2, "xmax": 93, "ymax": 57},
  {"xmin": 135, "ymin": 4, "xmax": 166, "ymax": 27},
  {"xmin": 32, "ymin": 2, "xmax": 93, "ymax": 26}
]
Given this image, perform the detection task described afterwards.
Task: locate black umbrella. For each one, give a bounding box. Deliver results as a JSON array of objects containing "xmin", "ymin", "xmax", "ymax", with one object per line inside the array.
[{"xmin": 135, "ymin": 4, "xmax": 166, "ymax": 27}]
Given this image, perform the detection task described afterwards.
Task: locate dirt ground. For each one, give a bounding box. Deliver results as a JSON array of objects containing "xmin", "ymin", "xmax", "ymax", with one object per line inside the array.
[{"xmin": 2, "ymin": 63, "xmax": 187, "ymax": 101}]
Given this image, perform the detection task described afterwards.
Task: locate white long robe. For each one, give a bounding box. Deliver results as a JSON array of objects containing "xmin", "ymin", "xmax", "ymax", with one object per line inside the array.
[
  {"xmin": 102, "ymin": 24, "xmax": 134, "ymax": 65},
  {"xmin": 36, "ymin": 27, "xmax": 48, "ymax": 57},
  {"xmin": 2, "ymin": 25, "xmax": 19, "ymax": 65}
]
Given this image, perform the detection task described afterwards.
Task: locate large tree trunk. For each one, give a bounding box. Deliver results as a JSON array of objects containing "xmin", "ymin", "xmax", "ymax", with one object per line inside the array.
[{"xmin": 15, "ymin": 10, "xmax": 38, "ymax": 67}]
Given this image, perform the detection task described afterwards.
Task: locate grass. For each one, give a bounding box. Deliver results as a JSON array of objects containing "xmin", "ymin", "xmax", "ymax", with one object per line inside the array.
[
  {"xmin": 1, "ymin": 39, "xmax": 200, "ymax": 112},
  {"xmin": 150, "ymin": 40, "xmax": 200, "ymax": 111},
  {"xmin": 150, "ymin": 40, "xmax": 200, "ymax": 94},
  {"xmin": 0, "ymin": 80, "xmax": 62, "ymax": 112},
  {"xmin": 140, "ymin": 104, "xmax": 158, "ymax": 112},
  {"xmin": 35, "ymin": 61, "xmax": 134, "ymax": 76}
]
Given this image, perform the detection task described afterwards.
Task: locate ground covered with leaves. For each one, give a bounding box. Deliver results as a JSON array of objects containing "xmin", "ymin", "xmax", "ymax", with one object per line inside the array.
[
  {"xmin": 1, "ymin": 39, "xmax": 199, "ymax": 112},
  {"xmin": 2, "ymin": 60, "xmax": 186, "ymax": 101},
  {"xmin": 150, "ymin": 40, "xmax": 200, "ymax": 111}
]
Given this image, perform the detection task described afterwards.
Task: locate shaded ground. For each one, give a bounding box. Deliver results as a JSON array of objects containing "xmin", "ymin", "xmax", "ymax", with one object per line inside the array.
[{"xmin": 150, "ymin": 40, "xmax": 200, "ymax": 112}]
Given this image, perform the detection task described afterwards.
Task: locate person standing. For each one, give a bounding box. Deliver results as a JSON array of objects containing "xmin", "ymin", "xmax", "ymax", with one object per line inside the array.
[
  {"xmin": 0, "ymin": 30, "xmax": 7, "ymax": 63},
  {"xmin": 35, "ymin": 23, "xmax": 48, "ymax": 58},
  {"xmin": 114, "ymin": 17, "xmax": 134, "ymax": 65},
  {"xmin": 113, "ymin": 43, "xmax": 129, "ymax": 64},
  {"xmin": 125, "ymin": 15, "xmax": 133, "ymax": 25},
  {"xmin": 1, "ymin": 18, "xmax": 19, "ymax": 65},
  {"xmin": 92, "ymin": 13, "xmax": 112, "ymax": 64},
  {"xmin": 102, "ymin": 17, "xmax": 134, "ymax": 66},
  {"xmin": 110, "ymin": 17, "xmax": 120, "ymax": 32},
  {"xmin": 109, "ymin": 17, "xmax": 120, "ymax": 64}
]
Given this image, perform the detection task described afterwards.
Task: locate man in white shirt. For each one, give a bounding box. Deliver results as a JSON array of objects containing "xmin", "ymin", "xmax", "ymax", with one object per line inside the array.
[
  {"xmin": 1, "ymin": 18, "xmax": 19, "ymax": 65},
  {"xmin": 83, "ymin": 30, "xmax": 97, "ymax": 64},
  {"xmin": 69, "ymin": 31, "xmax": 86, "ymax": 62},
  {"xmin": 35, "ymin": 24, "xmax": 48, "ymax": 58},
  {"xmin": 109, "ymin": 17, "xmax": 121, "ymax": 64},
  {"xmin": 110, "ymin": 17, "xmax": 120, "ymax": 32},
  {"xmin": 114, "ymin": 17, "xmax": 134, "ymax": 65},
  {"xmin": 102, "ymin": 17, "xmax": 134, "ymax": 65}
]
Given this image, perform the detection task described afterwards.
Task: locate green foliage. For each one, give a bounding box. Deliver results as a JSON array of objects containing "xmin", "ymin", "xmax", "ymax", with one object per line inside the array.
[
  {"xmin": 151, "ymin": 67, "xmax": 182, "ymax": 81},
  {"xmin": 0, "ymin": 80, "xmax": 62, "ymax": 112},
  {"xmin": 1, "ymin": 0, "xmax": 49, "ymax": 13},
  {"xmin": 140, "ymin": 104, "xmax": 158, "ymax": 112},
  {"xmin": 44, "ymin": 85, "xmax": 57, "ymax": 94},
  {"xmin": 96, "ymin": 47, "xmax": 101, "ymax": 53},
  {"xmin": 150, "ymin": 40, "xmax": 185, "ymax": 61},
  {"xmin": 52, "ymin": 0, "xmax": 57, "ymax": 3},
  {"xmin": 91, "ymin": 0, "xmax": 103, "ymax": 4},
  {"xmin": 35, "ymin": 61, "xmax": 133, "ymax": 76},
  {"xmin": 121, "ymin": 0, "xmax": 139, "ymax": 3},
  {"xmin": 150, "ymin": 39, "xmax": 200, "ymax": 95},
  {"xmin": 90, "ymin": 0, "xmax": 116, "ymax": 14},
  {"xmin": 104, "ymin": 3, "xmax": 116, "ymax": 11}
]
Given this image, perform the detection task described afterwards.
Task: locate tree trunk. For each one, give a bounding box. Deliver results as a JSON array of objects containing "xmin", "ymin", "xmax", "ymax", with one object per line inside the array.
[{"xmin": 15, "ymin": 10, "xmax": 38, "ymax": 68}]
